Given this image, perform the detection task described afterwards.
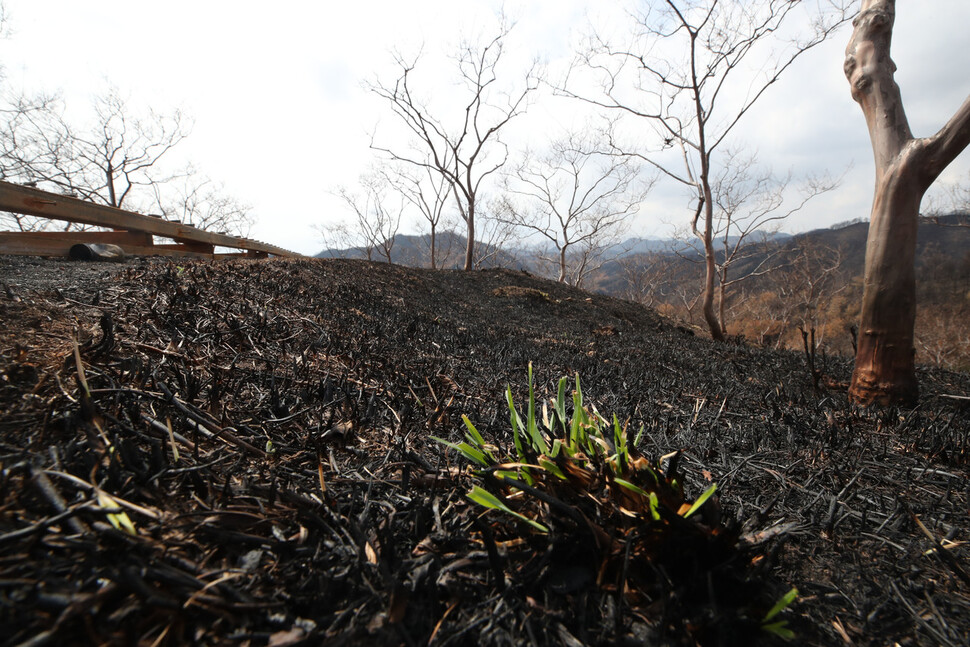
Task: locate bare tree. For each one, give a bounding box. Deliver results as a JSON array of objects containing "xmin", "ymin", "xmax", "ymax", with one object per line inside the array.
[
  {"xmin": 616, "ymin": 251, "xmax": 678, "ymax": 308},
  {"xmin": 562, "ymin": 0, "xmax": 850, "ymax": 340},
  {"xmin": 1, "ymin": 88, "xmax": 189, "ymax": 211},
  {"xmin": 844, "ymin": 0, "xmax": 970, "ymax": 404},
  {"xmin": 472, "ymin": 195, "xmax": 521, "ymax": 269},
  {"xmin": 923, "ymin": 170, "xmax": 970, "ymax": 220},
  {"xmin": 369, "ymin": 22, "xmax": 538, "ymax": 270},
  {"xmin": 326, "ymin": 171, "xmax": 404, "ymax": 263},
  {"xmin": 710, "ymin": 148, "xmax": 839, "ymax": 334},
  {"xmin": 915, "ymin": 304, "xmax": 970, "ymax": 371},
  {"xmin": 776, "ymin": 241, "xmax": 846, "ymax": 345},
  {"xmin": 154, "ymin": 175, "xmax": 254, "ymax": 236},
  {"xmin": 500, "ymin": 131, "xmax": 648, "ymax": 285},
  {"xmin": 384, "ymin": 163, "xmax": 455, "ymax": 269},
  {"xmin": 0, "ymin": 86, "xmax": 258, "ymax": 236}
]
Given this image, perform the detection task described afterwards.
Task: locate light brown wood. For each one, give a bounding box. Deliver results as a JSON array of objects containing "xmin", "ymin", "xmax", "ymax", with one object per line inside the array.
[{"xmin": 0, "ymin": 180, "xmax": 300, "ymax": 258}]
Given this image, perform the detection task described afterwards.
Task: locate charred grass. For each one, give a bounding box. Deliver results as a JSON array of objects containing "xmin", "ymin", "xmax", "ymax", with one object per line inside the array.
[{"xmin": 0, "ymin": 256, "xmax": 968, "ymax": 646}]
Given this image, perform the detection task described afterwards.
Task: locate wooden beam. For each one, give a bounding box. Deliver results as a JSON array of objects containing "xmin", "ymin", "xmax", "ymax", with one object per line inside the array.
[
  {"xmin": 0, "ymin": 180, "xmax": 301, "ymax": 257},
  {"xmin": 0, "ymin": 231, "xmax": 219, "ymax": 258},
  {"xmin": 0, "ymin": 231, "xmax": 145, "ymax": 257}
]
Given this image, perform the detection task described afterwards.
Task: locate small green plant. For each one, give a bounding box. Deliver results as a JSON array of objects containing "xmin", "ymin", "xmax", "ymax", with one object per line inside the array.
[
  {"xmin": 433, "ymin": 365, "xmax": 800, "ymax": 642},
  {"xmin": 761, "ymin": 587, "xmax": 799, "ymax": 640},
  {"xmin": 433, "ymin": 363, "xmax": 718, "ymax": 534}
]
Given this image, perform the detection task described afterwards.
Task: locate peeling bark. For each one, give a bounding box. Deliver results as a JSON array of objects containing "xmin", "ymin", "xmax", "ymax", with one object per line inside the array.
[{"xmin": 845, "ymin": 0, "xmax": 970, "ymax": 405}]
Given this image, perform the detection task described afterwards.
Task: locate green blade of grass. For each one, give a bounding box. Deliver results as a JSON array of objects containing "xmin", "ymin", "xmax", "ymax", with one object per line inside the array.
[
  {"xmin": 467, "ymin": 485, "xmax": 548, "ymax": 532},
  {"xmin": 648, "ymin": 491, "xmax": 661, "ymax": 521},
  {"xmin": 614, "ymin": 477, "xmax": 651, "ymax": 498},
  {"xmin": 633, "ymin": 424, "xmax": 645, "ymax": 447},
  {"xmin": 432, "ymin": 436, "xmax": 490, "ymax": 467},
  {"xmin": 507, "ymin": 386, "xmax": 526, "ymax": 461},
  {"xmin": 525, "ymin": 364, "xmax": 549, "ymax": 455},
  {"xmin": 762, "ymin": 587, "xmax": 798, "ymax": 622},
  {"xmin": 761, "ymin": 621, "xmax": 795, "ymax": 640},
  {"xmin": 683, "ymin": 483, "xmax": 718, "ymax": 519},
  {"xmin": 538, "ymin": 457, "xmax": 566, "ymax": 480},
  {"xmin": 461, "ymin": 415, "xmax": 497, "ymax": 462}
]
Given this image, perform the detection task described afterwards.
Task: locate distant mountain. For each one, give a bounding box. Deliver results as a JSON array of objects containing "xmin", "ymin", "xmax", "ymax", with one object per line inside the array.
[
  {"xmin": 612, "ymin": 231, "xmax": 793, "ymax": 258},
  {"xmin": 314, "ymin": 216, "xmax": 970, "ymax": 297},
  {"xmin": 315, "ymin": 231, "xmax": 527, "ymax": 270},
  {"xmin": 614, "ymin": 237, "xmax": 677, "ymax": 256},
  {"xmin": 316, "ymin": 230, "xmax": 797, "ymax": 268}
]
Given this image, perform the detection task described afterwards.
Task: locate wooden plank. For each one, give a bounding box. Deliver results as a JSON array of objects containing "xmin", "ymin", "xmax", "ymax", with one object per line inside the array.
[
  {"xmin": 0, "ymin": 230, "xmax": 153, "ymax": 246},
  {"xmin": 154, "ymin": 242, "xmax": 215, "ymax": 254},
  {"xmin": 0, "ymin": 232, "xmax": 220, "ymax": 259},
  {"xmin": 0, "ymin": 180, "xmax": 300, "ymax": 257}
]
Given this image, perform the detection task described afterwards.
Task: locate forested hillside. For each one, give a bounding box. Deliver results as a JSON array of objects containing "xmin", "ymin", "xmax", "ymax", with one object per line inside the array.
[{"xmin": 596, "ymin": 213, "xmax": 970, "ymax": 370}]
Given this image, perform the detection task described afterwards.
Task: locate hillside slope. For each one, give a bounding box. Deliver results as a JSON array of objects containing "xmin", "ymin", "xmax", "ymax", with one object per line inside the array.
[{"xmin": 1, "ymin": 256, "xmax": 968, "ymax": 646}]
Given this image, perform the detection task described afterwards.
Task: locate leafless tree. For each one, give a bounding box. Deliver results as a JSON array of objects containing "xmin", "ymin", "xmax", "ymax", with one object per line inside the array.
[
  {"xmin": 499, "ymin": 130, "xmax": 649, "ymax": 286},
  {"xmin": 776, "ymin": 241, "xmax": 846, "ymax": 345},
  {"xmin": 326, "ymin": 171, "xmax": 404, "ymax": 263},
  {"xmin": 369, "ymin": 22, "xmax": 538, "ymax": 270},
  {"xmin": 0, "ymin": 86, "xmax": 257, "ymax": 236},
  {"xmin": 710, "ymin": 148, "xmax": 839, "ymax": 335},
  {"xmin": 561, "ymin": 0, "xmax": 851, "ymax": 340},
  {"xmin": 384, "ymin": 163, "xmax": 455, "ymax": 269},
  {"xmin": 0, "ymin": 3, "xmax": 8, "ymax": 44},
  {"xmin": 615, "ymin": 251, "xmax": 674, "ymax": 308},
  {"xmin": 844, "ymin": 0, "xmax": 970, "ymax": 404},
  {"xmin": 154, "ymin": 174, "xmax": 254, "ymax": 236},
  {"xmin": 915, "ymin": 304, "xmax": 970, "ymax": 370},
  {"xmin": 923, "ymin": 170, "xmax": 970, "ymax": 221},
  {"xmin": 1, "ymin": 88, "xmax": 189, "ymax": 211},
  {"xmin": 472, "ymin": 196, "xmax": 521, "ymax": 269}
]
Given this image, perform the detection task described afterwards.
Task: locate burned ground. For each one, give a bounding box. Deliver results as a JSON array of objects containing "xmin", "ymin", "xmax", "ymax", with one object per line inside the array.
[{"xmin": 0, "ymin": 256, "xmax": 968, "ymax": 646}]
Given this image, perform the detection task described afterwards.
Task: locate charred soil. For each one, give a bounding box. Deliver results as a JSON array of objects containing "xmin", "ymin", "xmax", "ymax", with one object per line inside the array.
[{"xmin": 0, "ymin": 256, "xmax": 968, "ymax": 646}]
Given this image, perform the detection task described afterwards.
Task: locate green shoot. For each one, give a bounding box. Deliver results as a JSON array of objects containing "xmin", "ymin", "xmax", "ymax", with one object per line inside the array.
[
  {"xmin": 683, "ymin": 484, "xmax": 718, "ymax": 519},
  {"xmin": 467, "ymin": 485, "xmax": 549, "ymax": 533},
  {"xmin": 761, "ymin": 588, "xmax": 799, "ymax": 640}
]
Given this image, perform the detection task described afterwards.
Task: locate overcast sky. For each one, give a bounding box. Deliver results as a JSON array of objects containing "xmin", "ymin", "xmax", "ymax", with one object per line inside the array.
[{"xmin": 2, "ymin": 1, "xmax": 969, "ymax": 255}]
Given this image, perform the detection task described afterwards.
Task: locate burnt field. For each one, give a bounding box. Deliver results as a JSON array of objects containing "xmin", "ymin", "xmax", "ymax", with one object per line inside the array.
[{"xmin": 0, "ymin": 255, "xmax": 968, "ymax": 646}]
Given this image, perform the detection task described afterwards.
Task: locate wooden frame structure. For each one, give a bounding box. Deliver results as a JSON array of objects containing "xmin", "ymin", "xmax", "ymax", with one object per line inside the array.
[{"xmin": 0, "ymin": 180, "xmax": 301, "ymax": 258}]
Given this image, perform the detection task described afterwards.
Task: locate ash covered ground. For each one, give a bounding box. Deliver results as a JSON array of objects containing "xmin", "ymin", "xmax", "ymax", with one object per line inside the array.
[{"xmin": 0, "ymin": 256, "xmax": 968, "ymax": 646}]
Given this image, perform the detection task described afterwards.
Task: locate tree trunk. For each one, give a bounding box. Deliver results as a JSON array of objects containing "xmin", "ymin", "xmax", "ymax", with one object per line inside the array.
[
  {"xmin": 429, "ymin": 226, "xmax": 437, "ymax": 270},
  {"xmin": 700, "ymin": 186, "xmax": 725, "ymax": 341},
  {"xmin": 464, "ymin": 199, "xmax": 475, "ymax": 271},
  {"xmin": 845, "ymin": 0, "xmax": 970, "ymax": 405},
  {"xmin": 850, "ymin": 158, "xmax": 921, "ymax": 405},
  {"xmin": 106, "ymin": 161, "xmax": 117, "ymax": 208},
  {"xmin": 559, "ymin": 246, "xmax": 567, "ymax": 283},
  {"xmin": 717, "ymin": 277, "xmax": 727, "ymax": 337}
]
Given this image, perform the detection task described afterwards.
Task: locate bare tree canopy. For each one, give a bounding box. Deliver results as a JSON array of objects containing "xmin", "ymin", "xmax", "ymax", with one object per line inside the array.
[
  {"xmin": 500, "ymin": 129, "xmax": 650, "ymax": 286},
  {"xmin": 562, "ymin": 0, "xmax": 851, "ymax": 340},
  {"xmin": 369, "ymin": 21, "xmax": 538, "ymax": 270},
  {"xmin": 0, "ymin": 86, "xmax": 253, "ymax": 236},
  {"xmin": 384, "ymin": 164, "xmax": 456, "ymax": 269},
  {"xmin": 1, "ymin": 88, "xmax": 189, "ymax": 209},
  {"xmin": 324, "ymin": 170, "xmax": 404, "ymax": 263},
  {"xmin": 708, "ymin": 148, "xmax": 839, "ymax": 334},
  {"xmin": 844, "ymin": 0, "xmax": 970, "ymax": 405},
  {"xmin": 156, "ymin": 175, "xmax": 254, "ymax": 237}
]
